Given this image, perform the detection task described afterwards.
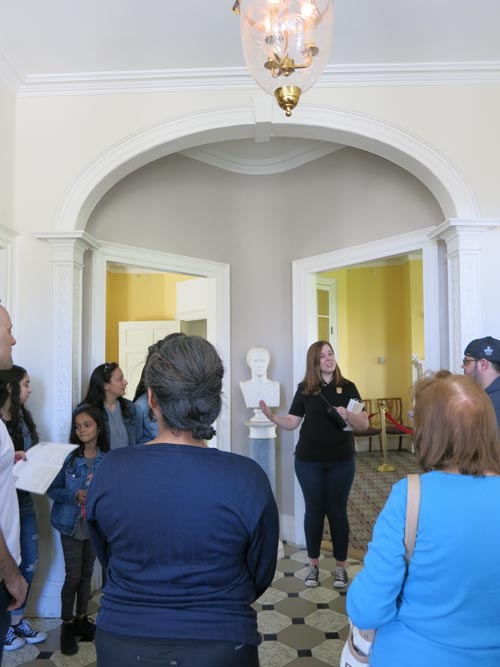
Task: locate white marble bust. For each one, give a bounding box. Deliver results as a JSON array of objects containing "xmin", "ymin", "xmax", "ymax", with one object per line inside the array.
[{"xmin": 240, "ymin": 346, "xmax": 280, "ymax": 408}]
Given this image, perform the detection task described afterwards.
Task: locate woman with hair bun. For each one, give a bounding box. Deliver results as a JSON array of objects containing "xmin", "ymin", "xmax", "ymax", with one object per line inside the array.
[{"xmin": 86, "ymin": 334, "xmax": 280, "ymax": 667}]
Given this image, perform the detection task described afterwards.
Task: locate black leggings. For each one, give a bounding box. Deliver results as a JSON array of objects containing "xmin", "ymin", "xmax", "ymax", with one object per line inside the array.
[
  {"xmin": 295, "ymin": 456, "xmax": 355, "ymax": 561},
  {"xmin": 96, "ymin": 629, "xmax": 260, "ymax": 667}
]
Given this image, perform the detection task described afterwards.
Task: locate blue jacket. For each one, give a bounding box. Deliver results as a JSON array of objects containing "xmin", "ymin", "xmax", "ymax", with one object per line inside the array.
[
  {"xmin": 103, "ymin": 398, "xmax": 143, "ymax": 447},
  {"xmin": 48, "ymin": 449, "xmax": 105, "ymax": 537},
  {"xmin": 134, "ymin": 393, "xmax": 158, "ymax": 442}
]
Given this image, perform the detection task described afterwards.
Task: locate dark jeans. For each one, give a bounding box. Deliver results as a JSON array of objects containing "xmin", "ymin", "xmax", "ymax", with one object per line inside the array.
[
  {"xmin": 60, "ymin": 534, "xmax": 96, "ymax": 622},
  {"xmin": 14, "ymin": 499, "xmax": 39, "ymax": 617},
  {"xmin": 96, "ymin": 629, "xmax": 260, "ymax": 667},
  {"xmin": 0, "ymin": 582, "xmax": 11, "ymax": 664},
  {"xmin": 295, "ymin": 456, "xmax": 355, "ymax": 561}
]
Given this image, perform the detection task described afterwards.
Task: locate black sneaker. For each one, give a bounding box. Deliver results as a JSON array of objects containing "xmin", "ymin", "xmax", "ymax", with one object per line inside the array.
[
  {"xmin": 4, "ymin": 626, "xmax": 25, "ymax": 651},
  {"xmin": 333, "ymin": 566, "xmax": 348, "ymax": 588},
  {"xmin": 13, "ymin": 618, "xmax": 48, "ymax": 644},
  {"xmin": 304, "ymin": 565, "xmax": 319, "ymax": 587},
  {"xmin": 74, "ymin": 615, "xmax": 96, "ymax": 642},
  {"xmin": 60, "ymin": 621, "xmax": 78, "ymax": 656}
]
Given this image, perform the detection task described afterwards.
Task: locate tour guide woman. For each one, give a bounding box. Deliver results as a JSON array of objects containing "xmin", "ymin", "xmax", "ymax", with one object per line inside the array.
[
  {"xmin": 86, "ymin": 334, "xmax": 279, "ymax": 667},
  {"xmin": 261, "ymin": 341, "xmax": 368, "ymax": 589}
]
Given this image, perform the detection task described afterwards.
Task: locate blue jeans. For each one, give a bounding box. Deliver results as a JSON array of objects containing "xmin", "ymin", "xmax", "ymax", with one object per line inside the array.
[
  {"xmin": 96, "ymin": 629, "xmax": 260, "ymax": 667},
  {"xmin": 13, "ymin": 494, "xmax": 39, "ymax": 618},
  {"xmin": 295, "ymin": 456, "xmax": 355, "ymax": 561},
  {"xmin": 0, "ymin": 582, "xmax": 11, "ymax": 664}
]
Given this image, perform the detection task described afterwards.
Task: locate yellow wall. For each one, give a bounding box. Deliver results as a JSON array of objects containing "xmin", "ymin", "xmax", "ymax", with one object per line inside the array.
[
  {"xmin": 321, "ymin": 258, "xmax": 423, "ymax": 416},
  {"xmin": 106, "ymin": 272, "xmax": 193, "ymax": 360}
]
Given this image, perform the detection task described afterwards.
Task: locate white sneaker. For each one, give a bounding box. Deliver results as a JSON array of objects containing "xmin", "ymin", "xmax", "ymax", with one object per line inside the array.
[{"xmin": 4, "ymin": 625, "xmax": 25, "ymax": 651}]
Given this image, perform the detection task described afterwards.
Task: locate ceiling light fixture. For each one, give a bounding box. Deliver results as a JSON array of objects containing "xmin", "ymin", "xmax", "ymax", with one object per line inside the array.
[{"xmin": 233, "ymin": 0, "xmax": 333, "ymax": 117}]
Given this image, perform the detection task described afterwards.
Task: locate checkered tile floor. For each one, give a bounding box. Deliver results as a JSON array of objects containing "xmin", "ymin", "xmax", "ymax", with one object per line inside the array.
[{"xmin": 4, "ymin": 543, "xmax": 362, "ymax": 667}]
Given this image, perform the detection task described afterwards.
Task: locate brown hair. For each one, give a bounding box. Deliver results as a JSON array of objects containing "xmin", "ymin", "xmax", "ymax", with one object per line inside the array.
[
  {"xmin": 413, "ymin": 373, "xmax": 500, "ymax": 475},
  {"xmin": 301, "ymin": 340, "xmax": 347, "ymax": 395}
]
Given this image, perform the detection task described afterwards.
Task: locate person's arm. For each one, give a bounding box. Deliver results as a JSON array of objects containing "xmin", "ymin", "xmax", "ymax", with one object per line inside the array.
[
  {"xmin": 0, "ymin": 529, "xmax": 28, "ymax": 611},
  {"xmin": 246, "ymin": 479, "xmax": 280, "ymax": 600},
  {"xmin": 335, "ymin": 406, "xmax": 369, "ymax": 432},
  {"xmin": 346, "ymin": 479, "xmax": 408, "ymax": 629},
  {"xmin": 86, "ymin": 463, "xmax": 110, "ymax": 571},
  {"xmin": 259, "ymin": 400, "xmax": 302, "ymax": 431},
  {"xmin": 46, "ymin": 459, "xmax": 80, "ymax": 505}
]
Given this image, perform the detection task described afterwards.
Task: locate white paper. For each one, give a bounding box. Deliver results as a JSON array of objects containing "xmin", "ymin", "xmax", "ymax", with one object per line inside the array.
[
  {"xmin": 343, "ymin": 399, "xmax": 364, "ymax": 432},
  {"xmin": 13, "ymin": 442, "xmax": 79, "ymax": 495}
]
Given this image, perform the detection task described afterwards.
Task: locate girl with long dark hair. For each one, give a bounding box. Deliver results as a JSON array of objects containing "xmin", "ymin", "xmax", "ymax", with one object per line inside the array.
[
  {"xmin": 0, "ymin": 365, "xmax": 47, "ymax": 650},
  {"xmin": 81, "ymin": 363, "xmax": 142, "ymax": 448},
  {"xmin": 47, "ymin": 404, "xmax": 109, "ymax": 656}
]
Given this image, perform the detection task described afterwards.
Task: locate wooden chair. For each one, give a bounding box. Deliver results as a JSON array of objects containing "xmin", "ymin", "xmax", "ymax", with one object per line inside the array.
[
  {"xmin": 377, "ymin": 397, "xmax": 413, "ymax": 451},
  {"xmin": 352, "ymin": 398, "xmax": 382, "ymax": 452}
]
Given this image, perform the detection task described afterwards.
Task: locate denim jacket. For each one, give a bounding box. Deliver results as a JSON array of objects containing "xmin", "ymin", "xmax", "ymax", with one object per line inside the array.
[
  {"xmin": 103, "ymin": 398, "xmax": 143, "ymax": 447},
  {"xmin": 48, "ymin": 449, "xmax": 105, "ymax": 537},
  {"xmin": 134, "ymin": 393, "xmax": 158, "ymax": 443}
]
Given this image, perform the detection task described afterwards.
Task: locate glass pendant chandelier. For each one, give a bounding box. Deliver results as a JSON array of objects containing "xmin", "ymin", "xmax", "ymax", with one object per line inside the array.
[{"xmin": 233, "ymin": 0, "xmax": 333, "ymax": 117}]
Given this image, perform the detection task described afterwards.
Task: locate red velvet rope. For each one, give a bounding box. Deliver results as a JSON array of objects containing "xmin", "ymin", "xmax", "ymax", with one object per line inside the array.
[
  {"xmin": 385, "ymin": 410, "xmax": 413, "ymax": 434},
  {"xmin": 367, "ymin": 412, "xmax": 378, "ymax": 420}
]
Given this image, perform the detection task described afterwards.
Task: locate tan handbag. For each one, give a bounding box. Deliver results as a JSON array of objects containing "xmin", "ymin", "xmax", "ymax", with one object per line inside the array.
[{"xmin": 340, "ymin": 473, "xmax": 421, "ymax": 667}]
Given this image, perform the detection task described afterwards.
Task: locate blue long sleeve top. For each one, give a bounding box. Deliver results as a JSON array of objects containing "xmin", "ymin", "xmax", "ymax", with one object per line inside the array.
[
  {"xmin": 347, "ymin": 472, "xmax": 500, "ymax": 667},
  {"xmin": 86, "ymin": 443, "xmax": 280, "ymax": 646}
]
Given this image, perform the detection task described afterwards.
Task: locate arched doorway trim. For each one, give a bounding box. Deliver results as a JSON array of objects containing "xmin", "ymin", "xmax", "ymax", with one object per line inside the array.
[{"xmin": 55, "ymin": 102, "xmax": 478, "ymax": 233}]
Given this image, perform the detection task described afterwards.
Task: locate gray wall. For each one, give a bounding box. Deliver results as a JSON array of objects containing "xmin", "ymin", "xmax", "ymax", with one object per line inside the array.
[{"xmin": 87, "ymin": 146, "xmax": 443, "ymax": 517}]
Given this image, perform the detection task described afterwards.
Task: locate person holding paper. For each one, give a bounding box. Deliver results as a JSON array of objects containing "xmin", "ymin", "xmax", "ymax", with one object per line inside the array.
[
  {"xmin": 260, "ymin": 341, "xmax": 368, "ymax": 589},
  {"xmin": 0, "ymin": 365, "xmax": 47, "ymax": 648},
  {"xmin": 47, "ymin": 404, "xmax": 109, "ymax": 656},
  {"xmin": 0, "ymin": 303, "xmax": 27, "ymax": 664}
]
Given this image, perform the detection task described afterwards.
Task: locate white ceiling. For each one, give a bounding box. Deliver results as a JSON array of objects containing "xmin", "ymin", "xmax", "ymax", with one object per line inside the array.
[{"xmin": 0, "ymin": 0, "xmax": 499, "ymax": 87}]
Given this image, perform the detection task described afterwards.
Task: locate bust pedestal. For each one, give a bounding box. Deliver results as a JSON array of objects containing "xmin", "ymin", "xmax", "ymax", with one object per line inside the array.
[{"xmin": 245, "ymin": 410, "xmax": 277, "ymax": 496}]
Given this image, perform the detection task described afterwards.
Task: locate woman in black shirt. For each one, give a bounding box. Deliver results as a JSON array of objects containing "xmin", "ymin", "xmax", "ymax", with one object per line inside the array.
[{"xmin": 260, "ymin": 341, "xmax": 368, "ymax": 589}]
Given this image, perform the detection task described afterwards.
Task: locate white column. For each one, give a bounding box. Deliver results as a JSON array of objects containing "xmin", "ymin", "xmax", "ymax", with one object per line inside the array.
[
  {"xmin": 433, "ymin": 219, "xmax": 499, "ymax": 371},
  {"xmin": 30, "ymin": 231, "xmax": 98, "ymax": 617}
]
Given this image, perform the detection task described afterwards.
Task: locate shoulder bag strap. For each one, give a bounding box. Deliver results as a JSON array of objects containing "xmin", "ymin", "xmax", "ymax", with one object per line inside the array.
[{"xmin": 404, "ymin": 473, "xmax": 421, "ymax": 564}]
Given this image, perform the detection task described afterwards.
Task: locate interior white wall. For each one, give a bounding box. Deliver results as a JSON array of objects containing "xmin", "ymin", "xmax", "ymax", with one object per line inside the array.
[{"xmin": 86, "ymin": 148, "xmax": 444, "ymax": 517}]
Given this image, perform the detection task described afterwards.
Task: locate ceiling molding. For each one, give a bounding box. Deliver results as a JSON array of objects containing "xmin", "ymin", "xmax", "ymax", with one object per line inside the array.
[
  {"xmin": 180, "ymin": 142, "xmax": 344, "ymax": 175},
  {"xmin": 0, "ymin": 41, "xmax": 25, "ymax": 93},
  {"xmin": 16, "ymin": 61, "xmax": 500, "ymax": 97}
]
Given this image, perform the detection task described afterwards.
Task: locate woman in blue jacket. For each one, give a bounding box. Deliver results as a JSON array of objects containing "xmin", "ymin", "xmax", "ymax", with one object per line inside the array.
[
  {"xmin": 47, "ymin": 404, "xmax": 109, "ymax": 656},
  {"xmin": 80, "ymin": 362, "xmax": 142, "ymax": 448},
  {"xmin": 347, "ymin": 373, "xmax": 500, "ymax": 667}
]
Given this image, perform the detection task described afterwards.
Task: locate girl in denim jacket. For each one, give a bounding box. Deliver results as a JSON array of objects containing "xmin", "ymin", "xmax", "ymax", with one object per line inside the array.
[{"xmin": 48, "ymin": 404, "xmax": 109, "ymax": 656}]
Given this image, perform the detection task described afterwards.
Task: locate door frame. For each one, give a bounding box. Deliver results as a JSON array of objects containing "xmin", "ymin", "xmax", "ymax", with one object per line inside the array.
[
  {"xmin": 291, "ymin": 226, "xmax": 442, "ymax": 545},
  {"xmin": 87, "ymin": 239, "xmax": 231, "ymax": 451}
]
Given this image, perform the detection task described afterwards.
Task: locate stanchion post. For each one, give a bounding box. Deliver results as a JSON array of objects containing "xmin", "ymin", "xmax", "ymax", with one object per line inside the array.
[{"xmin": 377, "ymin": 400, "xmax": 395, "ymax": 472}]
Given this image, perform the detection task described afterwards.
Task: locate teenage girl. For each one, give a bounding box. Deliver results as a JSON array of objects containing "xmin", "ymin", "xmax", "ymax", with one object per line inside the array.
[
  {"xmin": 47, "ymin": 404, "xmax": 109, "ymax": 655},
  {"xmin": 0, "ymin": 365, "xmax": 47, "ymax": 650}
]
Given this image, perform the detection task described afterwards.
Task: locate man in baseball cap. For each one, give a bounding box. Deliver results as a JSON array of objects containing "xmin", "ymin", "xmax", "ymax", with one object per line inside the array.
[{"xmin": 462, "ymin": 336, "xmax": 500, "ymax": 426}]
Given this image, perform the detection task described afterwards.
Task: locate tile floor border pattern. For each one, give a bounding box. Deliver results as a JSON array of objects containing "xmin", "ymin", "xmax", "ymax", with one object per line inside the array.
[{"xmin": 3, "ymin": 543, "xmax": 361, "ymax": 667}]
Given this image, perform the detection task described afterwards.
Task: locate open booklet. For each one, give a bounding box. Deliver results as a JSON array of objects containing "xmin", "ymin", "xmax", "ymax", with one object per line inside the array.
[
  {"xmin": 343, "ymin": 398, "xmax": 364, "ymax": 432},
  {"xmin": 13, "ymin": 442, "xmax": 79, "ymax": 495}
]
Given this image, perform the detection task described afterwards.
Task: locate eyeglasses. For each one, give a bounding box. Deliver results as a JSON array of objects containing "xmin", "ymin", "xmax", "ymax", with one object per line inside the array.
[{"xmin": 462, "ymin": 357, "xmax": 478, "ymax": 365}]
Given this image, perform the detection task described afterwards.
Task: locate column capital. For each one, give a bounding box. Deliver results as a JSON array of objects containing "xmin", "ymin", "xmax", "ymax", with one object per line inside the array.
[{"xmin": 34, "ymin": 231, "xmax": 100, "ymax": 266}]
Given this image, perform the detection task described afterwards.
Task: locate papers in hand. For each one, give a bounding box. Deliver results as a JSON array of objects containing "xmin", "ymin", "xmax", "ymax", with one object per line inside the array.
[
  {"xmin": 13, "ymin": 442, "xmax": 79, "ymax": 495},
  {"xmin": 343, "ymin": 399, "xmax": 364, "ymax": 432}
]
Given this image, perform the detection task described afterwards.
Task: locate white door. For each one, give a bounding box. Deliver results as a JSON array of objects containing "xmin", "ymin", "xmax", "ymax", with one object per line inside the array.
[{"xmin": 118, "ymin": 320, "xmax": 181, "ymax": 399}]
